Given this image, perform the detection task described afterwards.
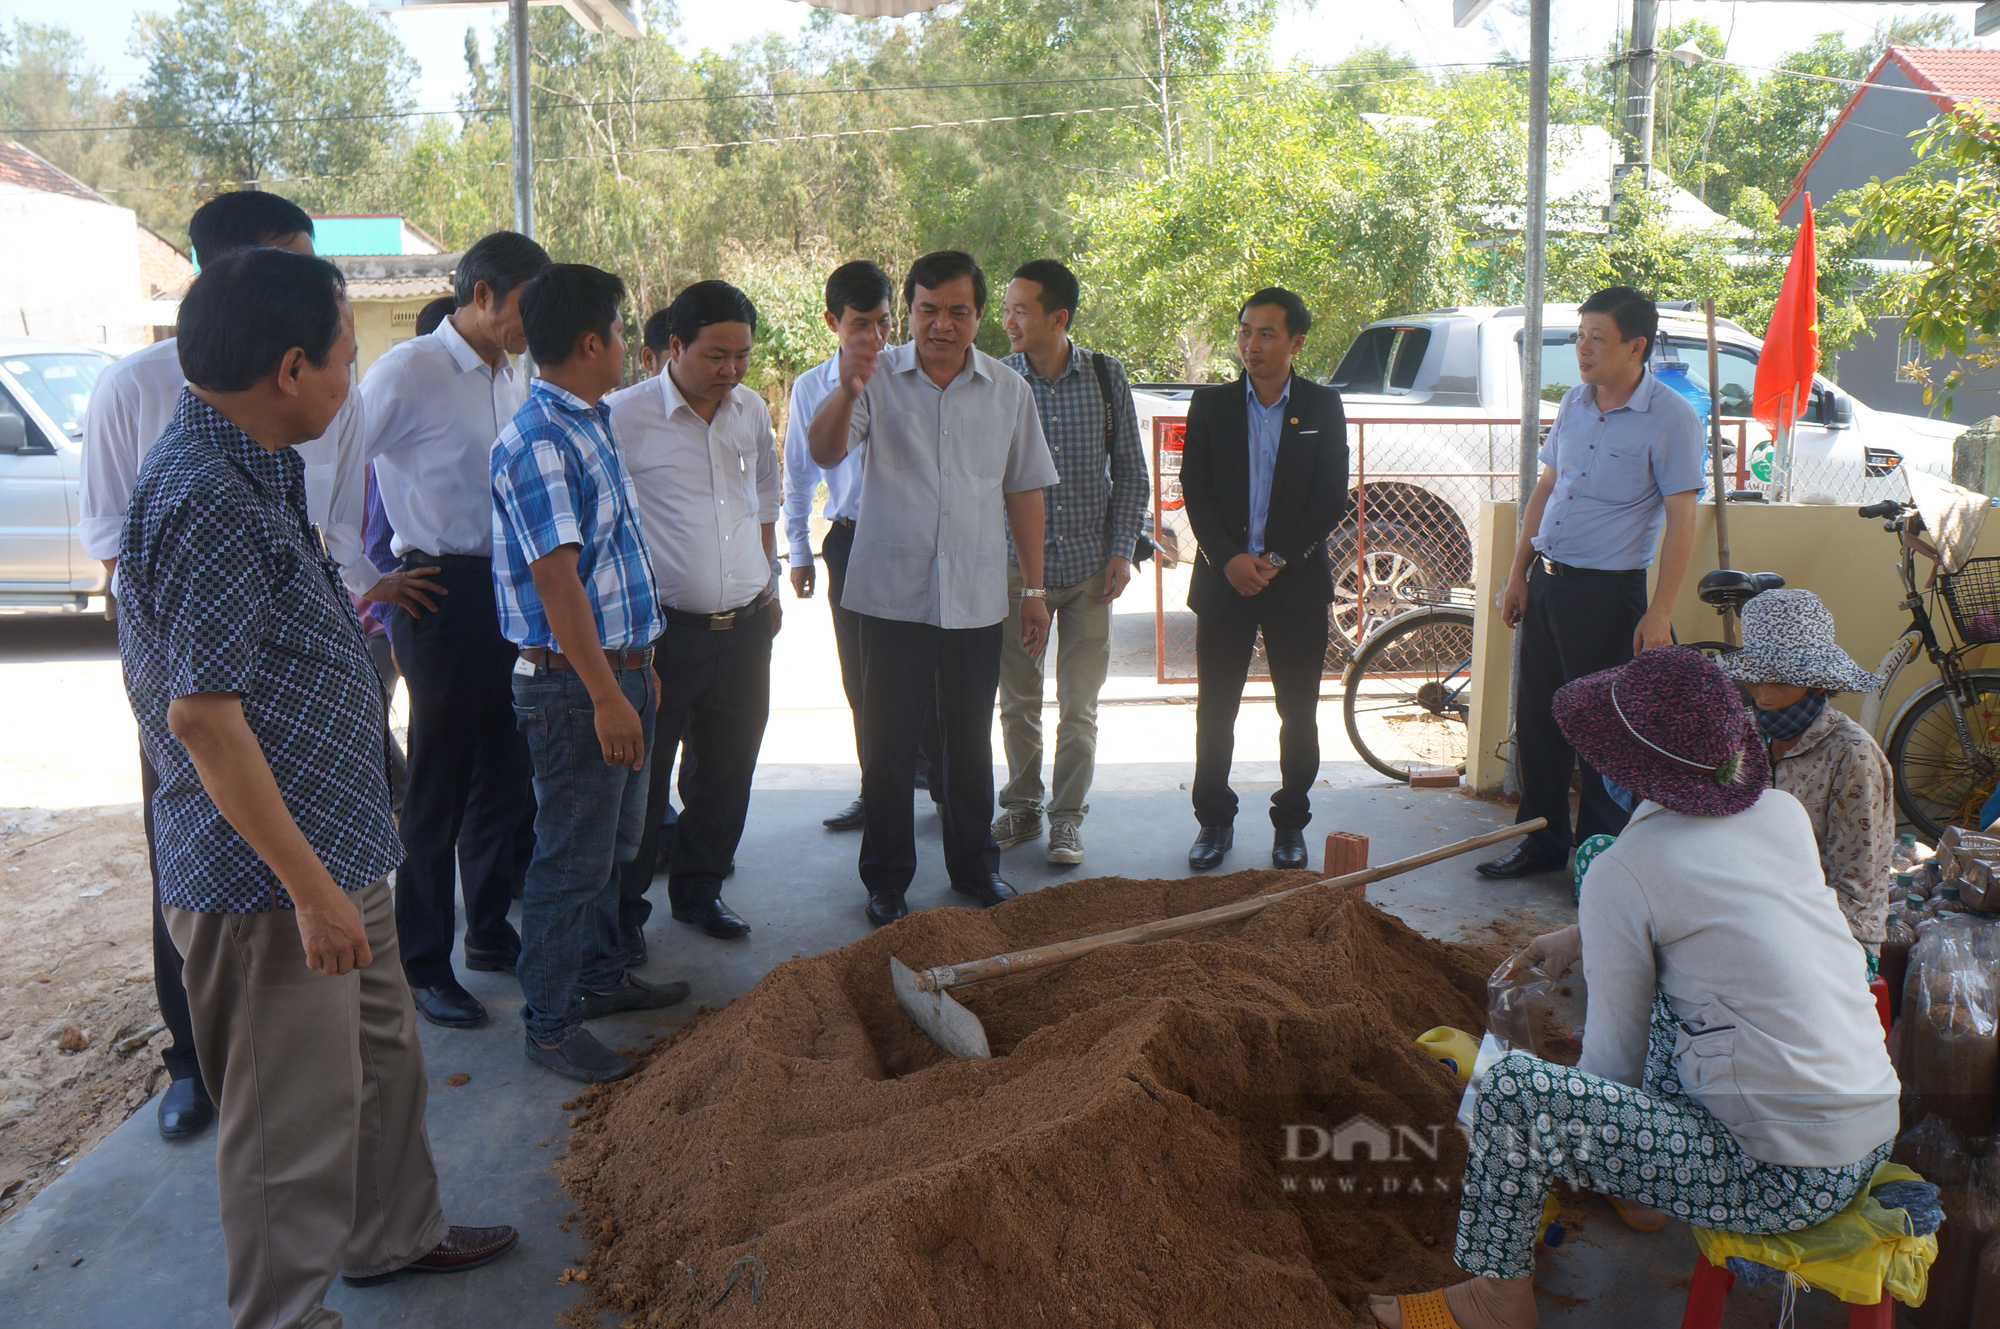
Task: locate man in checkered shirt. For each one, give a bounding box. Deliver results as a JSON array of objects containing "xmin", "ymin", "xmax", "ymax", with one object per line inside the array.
[
  {"xmin": 491, "ymin": 263, "xmax": 686, "ymax": 1085},
  {"xmin": 991, "ymin": 260, "xmax": 1149, "ymax": 867},
  {"xmin": 117, "ymin": 248, "xmax": 517, "ymax": 1329}
]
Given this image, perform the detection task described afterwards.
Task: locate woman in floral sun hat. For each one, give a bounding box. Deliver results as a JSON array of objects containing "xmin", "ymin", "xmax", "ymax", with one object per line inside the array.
[
  {"xmin": 1718, "ymin": 589, "xmax": 1892, "ymax": 968},
  {"xmin": 1370, "ymin": 647, "xmax": 1897, "ymax": 1329}
]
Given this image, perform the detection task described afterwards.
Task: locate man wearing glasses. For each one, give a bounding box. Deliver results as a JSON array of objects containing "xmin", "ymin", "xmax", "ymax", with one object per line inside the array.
[
  {"xmin": 807, "ymin": 250, "xmax": 1058, "ymax": 926},
  {"xmin": 1478, "ymin": 285, "xmax": 1705, "ymax": 880}
]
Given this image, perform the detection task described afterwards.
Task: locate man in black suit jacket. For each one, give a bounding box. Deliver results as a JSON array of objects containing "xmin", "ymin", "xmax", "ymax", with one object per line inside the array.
[{"xmin": 1179, "ymin": 287, "xmax": 1348, "ymax": 870}]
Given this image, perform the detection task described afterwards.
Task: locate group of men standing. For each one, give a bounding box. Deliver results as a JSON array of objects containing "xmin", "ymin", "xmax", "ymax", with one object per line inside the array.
[{"xmin": 84, "ymin": 177, "xmax": 1366, "ymax": 1329}]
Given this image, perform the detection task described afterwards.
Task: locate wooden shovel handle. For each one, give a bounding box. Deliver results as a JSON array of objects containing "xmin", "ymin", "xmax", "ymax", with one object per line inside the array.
[{"xmin": 914, "ymin": 819, "xmax": 1548, "ymax": 993}]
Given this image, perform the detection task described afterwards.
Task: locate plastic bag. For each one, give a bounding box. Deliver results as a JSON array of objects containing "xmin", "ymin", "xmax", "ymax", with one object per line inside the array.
[
  {"xmin": 1897, "ymin": 917, "xmax": 2000, "ymax": 1138},
  {"xmin": 1971, "ymin": 1228, "xmax": 2000, "ymax": 1327},
  {"xmin": 1894, "ymin": 1114, "xmax": 2000, "ymax": 1327},
  {"xmin": 1692, "ymin": 1161, "xmax": 1938, "ymax": 1308},
  {"xmin": 1456, "ymin": 960, "xmax": 1557, "ymax": 1131}
]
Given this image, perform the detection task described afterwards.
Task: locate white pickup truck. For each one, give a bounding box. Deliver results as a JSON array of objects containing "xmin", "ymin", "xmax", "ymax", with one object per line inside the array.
[{"xmin": 1132, "ymin": 303, "xmax": 1958, "ymax": 648}]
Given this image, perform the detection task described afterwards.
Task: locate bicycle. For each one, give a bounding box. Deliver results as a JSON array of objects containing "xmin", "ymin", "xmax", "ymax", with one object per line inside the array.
[
  {"xmin": 1340, "ymin": 592, "xmax": 1475, "ymax": 782},
  {"xmin": 1843, "ymin": 497, "xmax": 2000, "ymax": 839}
]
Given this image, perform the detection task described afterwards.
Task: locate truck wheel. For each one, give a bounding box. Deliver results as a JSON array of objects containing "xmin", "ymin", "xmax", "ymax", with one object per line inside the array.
[{"xmin": 1326, "ymin": 523, "xmax": 1445, "ymax": 661}]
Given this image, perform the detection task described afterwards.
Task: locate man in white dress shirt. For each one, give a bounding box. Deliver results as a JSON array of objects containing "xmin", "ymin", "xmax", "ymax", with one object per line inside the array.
[
  {"xmin": 78, "ymin": 190, "xmax": 407, "ymax": 1143},
  {"xmin": 608, "ymin": 281, "xmax": 780, "ymax": 944},
  {"xmin": 347, "ymin": 231, "xmax": 552, "ymax": 1029},
  {"xmin": 807, "ymin": 251, "xmax": 1058, "ymax": 926}
]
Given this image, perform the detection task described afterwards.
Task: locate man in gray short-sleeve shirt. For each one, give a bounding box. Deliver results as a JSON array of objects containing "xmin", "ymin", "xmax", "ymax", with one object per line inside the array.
[{"xmin": 808, "ymin": 250, "xmax": 1059, "ymax": 926}]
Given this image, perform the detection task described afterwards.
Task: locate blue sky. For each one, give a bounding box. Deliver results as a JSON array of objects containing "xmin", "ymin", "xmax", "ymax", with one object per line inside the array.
[{"xmin": 4, "ymin": 1, "xmax": 1993, "ymax": 113}]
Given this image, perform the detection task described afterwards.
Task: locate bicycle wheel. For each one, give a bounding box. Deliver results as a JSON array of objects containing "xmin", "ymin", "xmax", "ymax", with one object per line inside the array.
[
  {"xmin": 1341, "ymin": 606, "xmax": 1476, "ymax": 782},
  {"xmin": 1885, "ymin": 672, "xmax": 2000, "ymax": 840}
]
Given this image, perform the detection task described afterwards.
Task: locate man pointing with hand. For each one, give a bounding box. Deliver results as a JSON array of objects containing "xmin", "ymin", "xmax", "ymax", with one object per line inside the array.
[{"xmin": 807, "ymin": 250, "xmax": 1059, "ymax": 926}]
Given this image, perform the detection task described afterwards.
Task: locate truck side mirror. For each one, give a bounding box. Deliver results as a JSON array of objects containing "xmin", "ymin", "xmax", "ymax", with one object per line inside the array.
[
  {"xmin": 0, "ymin": 409, "xmax": 26, "ymax": 454},
  {"xmin": 1820, "ymin": 387, "xmax": 1854, "ymax": 428}
]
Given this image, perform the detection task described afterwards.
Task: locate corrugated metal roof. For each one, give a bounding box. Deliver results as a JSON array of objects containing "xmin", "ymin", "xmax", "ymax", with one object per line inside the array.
[{"xmin": 0, "ymin": 140, "xmax": 110, "ymax": 205}]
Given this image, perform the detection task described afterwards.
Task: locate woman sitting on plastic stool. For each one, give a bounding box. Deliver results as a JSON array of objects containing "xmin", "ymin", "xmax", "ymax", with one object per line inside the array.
[{"xmin": 1369, "ymin": 647, "xmax": 1900, "ymax": 1329}]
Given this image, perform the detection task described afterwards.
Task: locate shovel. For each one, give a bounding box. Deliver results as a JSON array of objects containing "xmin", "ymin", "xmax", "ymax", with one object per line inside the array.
[{"xmin": 892, "ymin": 818, "xmax": 1548, "ymax": 1059}]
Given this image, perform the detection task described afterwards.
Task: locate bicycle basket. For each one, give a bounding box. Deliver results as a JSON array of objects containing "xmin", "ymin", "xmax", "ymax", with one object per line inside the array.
[{"xmin": 1940, "ymin": 557, "xmax": 2000, "ymax": 643}]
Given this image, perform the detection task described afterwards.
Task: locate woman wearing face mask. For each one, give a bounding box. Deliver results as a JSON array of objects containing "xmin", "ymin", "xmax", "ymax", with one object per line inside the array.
[
  {"xmin": 1718, "ymin": 590, "xmax": 1892, "ymax": 974},
  {"xmin": 1369, "ymin": 647, "xmax": 1899, "ymax": 1329}
]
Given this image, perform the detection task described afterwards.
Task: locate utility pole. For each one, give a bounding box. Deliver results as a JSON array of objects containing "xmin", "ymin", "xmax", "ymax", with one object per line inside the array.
[
  {"xmin": 509, "ymin": 0, "xmax": 533, "ymax": 237},
  {"xmin": 1624, "ymin": 0, "xmax": 1659, "ymax": 185}
]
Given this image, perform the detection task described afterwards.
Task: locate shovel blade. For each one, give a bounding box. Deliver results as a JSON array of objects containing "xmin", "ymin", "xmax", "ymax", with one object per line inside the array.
[{"xmin": 890, "ymin": 955, "xmax": 991, "ymax": 1060}]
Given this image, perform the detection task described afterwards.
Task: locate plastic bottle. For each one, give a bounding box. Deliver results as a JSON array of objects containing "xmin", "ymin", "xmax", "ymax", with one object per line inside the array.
[
  {"xmin": 1894, "ymin": 832, "xmax": 1923, "ymax": 872},
  {"xmin": 1884, "ymin": 902, "xmax": 1920, "ymax": 1021},
  {"xmin": 1653, "ymin": 362, "xmax": 1713, "ymax": 429},
  {"xmin": 1937, "ymin": 884, "xmax": 1974, "ymax": 919}
]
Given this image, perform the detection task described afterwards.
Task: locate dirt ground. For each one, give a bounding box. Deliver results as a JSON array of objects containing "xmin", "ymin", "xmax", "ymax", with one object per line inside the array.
[{"xmin": 0, "ymin": 805, "xmax": 164, "ymax": 1224}]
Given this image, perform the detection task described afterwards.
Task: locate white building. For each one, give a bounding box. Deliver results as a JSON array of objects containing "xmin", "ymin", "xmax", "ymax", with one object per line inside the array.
[{"xmin": 0, "ymin": 141, "xmax": 159, "ymax": 347}]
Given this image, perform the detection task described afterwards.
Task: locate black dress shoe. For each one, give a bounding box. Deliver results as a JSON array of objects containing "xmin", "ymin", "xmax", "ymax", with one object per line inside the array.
[
  {"xmin": 865, "ymin": 891, "xmax": 908, "ymax": 927},
  {"xmin": 575, "ymin": 974, "xmax": 690, "ymax": 1019},
  {"xmin": 823, "ymin": 796, "xmax": 866, "ymax": 831},
  {"xmin": 157, "ymin": 1076, "xmax": 214, "ymax": 1141},
  {"xmin": 524, "ymin": 1029, "xmax": 634, "ymax": 1083},
  {"xmin": 951, "ymin": 874, "xmax": 1017, "ymax": 909},
  {"xmin": 670, "ymin": 898, "xmax": 751, "ymax": 939},
  {"xmin": 1474, "ymin": 843, "xmax": 1567, "ymax": 880},
  {"xmin": 1272, "ymin": 828, "xmax": 1309, "ymax": 870},
  {"xmin": 413, "ymin": 979, "xmax": 488, "ymax": 1029},
  {"xmin": 463, "ymin": 943, "xmax": 520, "ymax": 973},
  {"xmin": 1188, "ymin": 825, "xmax": 1233, "ymax": 871},
  {"xmin": 620, "ymin": 923, "xmax": 647, "ymax": 968}
]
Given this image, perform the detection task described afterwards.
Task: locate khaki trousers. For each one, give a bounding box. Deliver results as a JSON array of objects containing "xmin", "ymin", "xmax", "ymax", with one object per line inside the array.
[
  {"xmin": 166, "ymin": 878, "xmax": 447, "ymax": 1329},
  {"xmin": 998, "ymin": 562, "xmax": 1113, "ymax": 825}
]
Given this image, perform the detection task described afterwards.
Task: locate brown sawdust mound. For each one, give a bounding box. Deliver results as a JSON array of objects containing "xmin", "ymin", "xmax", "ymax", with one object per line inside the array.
[{"xmin": 558, "ymin": 869, "xmax": 1508, "ymax": 1329}]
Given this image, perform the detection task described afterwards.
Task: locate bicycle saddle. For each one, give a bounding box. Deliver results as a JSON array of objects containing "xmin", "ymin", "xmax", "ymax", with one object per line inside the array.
[{"xmin": 1696, "ymin": 569, "xmax": 1786, "ymax": 608}]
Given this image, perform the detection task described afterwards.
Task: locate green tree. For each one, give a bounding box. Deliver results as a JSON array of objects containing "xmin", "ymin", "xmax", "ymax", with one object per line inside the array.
[
  {"xmin": 1852, "ymin": 107, "xmax": 2000, "ymax": 415},
  {"xmin": 129, "ymin": 0, "xmax": 417, "ymax": 204},
  {"xmin": 0, "ymin": 23, "xmax": 138, "ymax": 202}
]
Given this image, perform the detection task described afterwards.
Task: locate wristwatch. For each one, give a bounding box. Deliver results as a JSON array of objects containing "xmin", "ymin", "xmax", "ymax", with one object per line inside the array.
[{"xmin": 1020, "ymin": 587, "xmax": 1047, "ymax": 600}]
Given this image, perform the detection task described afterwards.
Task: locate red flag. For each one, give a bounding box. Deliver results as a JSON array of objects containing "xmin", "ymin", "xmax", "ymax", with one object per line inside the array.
[{"xmin": 1753, "ymin": 194, "xmax": 1820, "ymax": 435}]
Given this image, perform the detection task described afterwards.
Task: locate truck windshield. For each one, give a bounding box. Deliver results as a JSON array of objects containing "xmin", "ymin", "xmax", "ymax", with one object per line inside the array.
[
  {"xmin": 1, "ymin": 352, "xmax": 112, "ymax": 441},
  {"xmin": 1660, "ymin": 336, "xmax": 1762, "ymax": 419},
  {"xmin": 1330, "ymin": 326, "xmax": 1429, "ymax": 393}
]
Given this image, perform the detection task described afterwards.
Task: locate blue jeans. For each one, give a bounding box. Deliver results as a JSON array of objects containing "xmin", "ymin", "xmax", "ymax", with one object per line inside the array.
[{"xmin": 512, "ymin": 662, "xmax": 656, "ymax": 1045}]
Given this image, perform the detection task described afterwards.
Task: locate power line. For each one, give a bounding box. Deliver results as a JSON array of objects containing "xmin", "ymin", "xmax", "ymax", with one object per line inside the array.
[
  {"xmin": 0, "ymin": 55, "xmax": 1598, "ymax": 138},
  {"xmin": 91, "ymin": 98, "xmax": 1171, "ymax": 194}
]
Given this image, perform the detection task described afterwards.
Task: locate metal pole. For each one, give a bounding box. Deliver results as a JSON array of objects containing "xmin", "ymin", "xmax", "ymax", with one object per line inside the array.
[
  {"xmin": 509, "ymin": 0, "xmax": 534, "ymax": 238},
  {"xmin": 1505, "ymin": 0, "xmax": 1550, "ymax": 796},
  {"xmin": 1704, "ymin": 297, "xmax": 1736, "ymax": 645},
  {"xmin": 1626, "ymin": 0, "xmax": 1659, "ymax": 185}
]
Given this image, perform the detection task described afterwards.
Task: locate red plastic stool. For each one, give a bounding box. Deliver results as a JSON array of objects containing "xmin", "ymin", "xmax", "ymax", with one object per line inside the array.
[
  {"xmin": 1681, "ymin": 1252, "xmax": 1898, "ymax": 1328},
  {"xmin": 1868, "ymin": 975, "xmax": 1891, "ymax": 1041}
]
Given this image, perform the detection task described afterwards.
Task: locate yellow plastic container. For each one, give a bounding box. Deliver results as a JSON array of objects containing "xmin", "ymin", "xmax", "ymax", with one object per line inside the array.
[{"xmin": 1416, "ymin": 1027, "xmax": 1480, "ymax": 1084}]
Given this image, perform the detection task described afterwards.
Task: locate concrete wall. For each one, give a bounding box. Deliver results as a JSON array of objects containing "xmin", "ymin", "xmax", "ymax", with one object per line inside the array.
[
  {"xmin": 1467, "ymin": 498, "xmax": 2000, "ymax": 795},
  {"xmin": 0, "ymin": 188, "xmax": 143, "ymax": 346},
  {"xmin": 352, "ymin": 297, "xmax": 438, "ymax": 380}
]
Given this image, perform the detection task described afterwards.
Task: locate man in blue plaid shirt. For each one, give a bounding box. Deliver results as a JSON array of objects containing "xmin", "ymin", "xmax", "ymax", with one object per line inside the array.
[
  {"xmin": 992, "ymin": 260, "xmax": 1149, "ymax": 866},
  {"xmin": 490, "ymin": 264, "xmax": 685, "ymax": 1084}
]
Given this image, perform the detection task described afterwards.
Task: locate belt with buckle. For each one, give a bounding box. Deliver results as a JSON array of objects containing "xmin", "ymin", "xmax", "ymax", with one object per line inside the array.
[
  {"xmin": 662, "ymin": 592, "xmax": 771, "ymax": 632},
  {"xmin": 518, "ymin": 646, "xmax": 653, "ymax": 672},
  {"xmin": 1538, "ymin": 556, "xmax": 1644, "ymax": 580}
]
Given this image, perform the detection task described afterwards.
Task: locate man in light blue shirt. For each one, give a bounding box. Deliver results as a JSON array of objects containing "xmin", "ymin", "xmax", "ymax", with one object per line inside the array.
[
  {"xmin": 1245, "ymin": 375, "xmax": 1289, "ymax": 555},
  {"xmin": 783, "ymin": 262, "xmax": 893, "ymax": 832},
  {"xmin": 1480, "ymin": 286, "xmax": 1706, "ymax": 881}
]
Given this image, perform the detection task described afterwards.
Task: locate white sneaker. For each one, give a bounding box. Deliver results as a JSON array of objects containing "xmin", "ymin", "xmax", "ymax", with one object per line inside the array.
[
  {"xmin": 991, "ymin": 806, "xmax": 1043, "ymax": 849},
  {"xmin": 1047, "ymin": 821, "xmax": 1084, "ymax": 865}
]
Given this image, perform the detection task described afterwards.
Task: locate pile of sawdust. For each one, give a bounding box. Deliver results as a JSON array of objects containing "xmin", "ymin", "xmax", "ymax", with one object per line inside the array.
[{"xmin": 559, "ymin": 869, "xmax": 1505, "ymax": 1329}]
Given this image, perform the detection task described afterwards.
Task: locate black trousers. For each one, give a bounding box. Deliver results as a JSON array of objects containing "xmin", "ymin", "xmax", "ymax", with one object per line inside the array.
[
  {"xmin": 364, "ymin": 631, "xmax": 408, "ymax": 816},
  {"xmin": 857, "ymin": 614, "xmax": 1002, "ymax": 897},
  {"xmin": 620, "ymin": 610, "xmax": 772, "ymax": 923},
  {"xmin": 140, "ymin": 744, "xmax": 200, "ymax": 1084},
  {"xmin": 388, "ymin": 555, "xmax": 534, "ymax": 986},
  {"xmin": 1515, "ymin": 560, "xmax": 1649, "ymax": 858},
  {"xmin": 1192, "ymin": 595, "xmax": 1329, "ymax": 831},
  {"xmin": 824, "ymin": 521, "xmax": 941, "ymax": 786}
]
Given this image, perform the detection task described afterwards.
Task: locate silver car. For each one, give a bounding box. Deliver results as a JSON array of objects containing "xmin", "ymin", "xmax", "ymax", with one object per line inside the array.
[{"xmin": 0, "ymin": 337, "xmax": 114, "ymax": 611}]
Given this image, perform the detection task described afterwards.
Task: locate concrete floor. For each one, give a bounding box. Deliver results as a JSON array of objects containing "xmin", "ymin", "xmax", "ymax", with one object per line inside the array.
[
  {"xmin": 0, "ymin": 784, "xmax": 1876, "ymax": 1328},
  {"xmin": 0, "ymin": 584, "xmax": 1885, "ymax": 1327}
]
